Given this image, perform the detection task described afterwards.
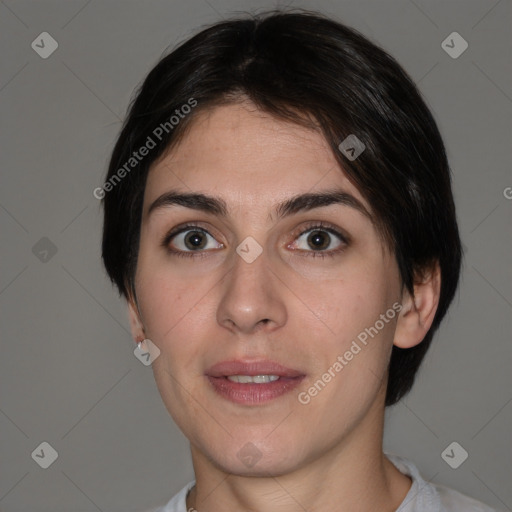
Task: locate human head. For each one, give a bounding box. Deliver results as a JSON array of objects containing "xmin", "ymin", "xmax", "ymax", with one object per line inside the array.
[{"xmin": 101, "ymin": 9, "xmax": 462, "ymax": 409}]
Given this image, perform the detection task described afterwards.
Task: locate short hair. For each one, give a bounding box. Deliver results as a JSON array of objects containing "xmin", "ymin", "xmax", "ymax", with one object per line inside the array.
[{"xmin": 101, "ymin": 9, "xmax": 462, "ymax": 406}]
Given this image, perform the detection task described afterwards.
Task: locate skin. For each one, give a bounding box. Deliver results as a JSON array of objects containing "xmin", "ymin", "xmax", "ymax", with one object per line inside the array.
[{"xmin": 128, "ymin": 101, "xmax": 441, "ymax": 512}]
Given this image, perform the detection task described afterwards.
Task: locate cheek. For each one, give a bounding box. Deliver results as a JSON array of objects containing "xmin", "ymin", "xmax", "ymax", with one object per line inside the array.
[
  {"xmin": 134, "ymin": 261, "xmax": 212, "ymax": 352},
  {"xmin": 291, "ymin": 258, "xmax": 398, "ymax": 401},
  {"xmin": 297, "ymin": 281, "xmax": 396, "ymax": 420},
  {"xmin": 291, "ymin": 262, "xmax": 393, "ymax": 343}
]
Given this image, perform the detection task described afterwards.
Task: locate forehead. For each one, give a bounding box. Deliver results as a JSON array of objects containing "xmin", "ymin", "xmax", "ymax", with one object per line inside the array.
[{"xmin": 143, "ymin": 102, "xmax": 371, "ymax": 216}]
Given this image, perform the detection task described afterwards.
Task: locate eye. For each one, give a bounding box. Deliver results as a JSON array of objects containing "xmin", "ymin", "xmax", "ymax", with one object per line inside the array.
[
  {"xmin": 163, "ymin": 225, "xmax": 224, "ymax": 257},
  {"xmin": 288, "ymin": 223, "xmax": 348, "ymax": 258},
  {"xmin": 162, "ymin": 222, "xmax": 348, "ymax": 259}
]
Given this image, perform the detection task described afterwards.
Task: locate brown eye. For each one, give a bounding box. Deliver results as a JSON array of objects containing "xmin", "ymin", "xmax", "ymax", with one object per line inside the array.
[
  {"xmin": 164, "ymin": 226, "xmax": 224, "ymax": 256},
  {"xmin": 183, "ymin": 230, "xmax": 208, "ymax": 250},
  {"xmin": 289, "ymin": 223, "xmax": 349, "ymax": 258},
  {"xmin": 306, "ymin": 230, "xmax": 331, "ymax": 250},
  {"xmin": 294, "ymin": 227, "xmax": 345, "ymax": 252}
]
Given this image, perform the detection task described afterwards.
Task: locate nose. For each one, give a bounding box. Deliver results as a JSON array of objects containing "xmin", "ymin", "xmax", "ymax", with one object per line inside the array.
[{"xmin": 216, "ymin": 247, "xmax": 287, "ymax": 335}]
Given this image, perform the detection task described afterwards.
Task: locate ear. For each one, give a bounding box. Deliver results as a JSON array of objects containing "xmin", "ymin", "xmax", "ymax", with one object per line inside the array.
[
  {"xmin": 394, "ymin": 261, "xmax": 441, "ymax": 349},
  {"xmin": 127, "ymin": 291, "xmax": 146, "ymax": 343}
]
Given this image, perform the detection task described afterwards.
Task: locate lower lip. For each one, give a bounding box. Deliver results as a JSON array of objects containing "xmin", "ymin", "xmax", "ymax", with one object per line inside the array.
[{"xmin": 207, "ymin": 376, "xmax": 305, "ymax": 405}]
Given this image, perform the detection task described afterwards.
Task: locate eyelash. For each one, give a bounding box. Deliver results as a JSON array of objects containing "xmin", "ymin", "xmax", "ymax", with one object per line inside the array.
[{"xmin": 161, "ymin": 221, "xmax": 349, "ymax": 260}]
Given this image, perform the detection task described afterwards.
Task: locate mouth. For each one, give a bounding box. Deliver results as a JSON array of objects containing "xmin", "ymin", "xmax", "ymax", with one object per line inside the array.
[{"xmin": 206, "ymin": 360, "xmax": 306, "ymax": 405}]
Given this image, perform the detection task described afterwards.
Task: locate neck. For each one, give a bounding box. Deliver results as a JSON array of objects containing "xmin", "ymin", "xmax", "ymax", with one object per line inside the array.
[{"xmin": 186, "ymin": 394, "xmax": 412, "ymax": 512}]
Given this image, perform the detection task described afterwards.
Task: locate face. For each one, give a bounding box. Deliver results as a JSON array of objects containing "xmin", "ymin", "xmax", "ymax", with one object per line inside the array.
[{"xmin": 130, "ymin": 102, "xmax": 405, "ymax": 476}]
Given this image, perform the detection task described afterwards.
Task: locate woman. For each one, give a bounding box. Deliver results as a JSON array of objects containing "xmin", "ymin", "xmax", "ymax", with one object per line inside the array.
[{"xmin": 100, "ymin": 10, "xmax": 498, "ymax": 512}]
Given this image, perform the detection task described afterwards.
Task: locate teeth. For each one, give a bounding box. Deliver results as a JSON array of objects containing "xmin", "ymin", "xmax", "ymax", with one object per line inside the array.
[{"xmin": 227, "ymin": 375, "xmax": 280, "ymax": 383}]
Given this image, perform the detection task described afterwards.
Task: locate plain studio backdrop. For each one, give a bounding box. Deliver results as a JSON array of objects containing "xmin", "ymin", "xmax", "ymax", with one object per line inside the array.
[{"xmin": 0, "ymin": 1, "xmax": 511, "ymax": 511}]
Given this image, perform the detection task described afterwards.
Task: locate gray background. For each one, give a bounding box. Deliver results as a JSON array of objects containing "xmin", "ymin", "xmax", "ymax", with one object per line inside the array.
[{"xmin": 1, "ymin": 0, "xmax": 511, "ymax": 511}]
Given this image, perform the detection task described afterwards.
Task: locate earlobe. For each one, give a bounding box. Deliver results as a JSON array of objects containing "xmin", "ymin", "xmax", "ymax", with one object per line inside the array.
[
  {"xmin": 127, "ymin": 293, "xmax": 146, "ymax": 343},
  {"xmin": 393, "ymin": 262, "xmax": 441, "ymax": 349}
]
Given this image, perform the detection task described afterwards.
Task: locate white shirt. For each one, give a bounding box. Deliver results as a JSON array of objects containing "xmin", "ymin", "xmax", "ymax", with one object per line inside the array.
[{"xmin": 143, "ymin": 453, "xmax": 500, "ymax": 512}]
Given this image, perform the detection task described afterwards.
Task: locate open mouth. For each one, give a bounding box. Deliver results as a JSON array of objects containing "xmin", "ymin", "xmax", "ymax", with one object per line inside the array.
[{"xmin": 206, "ymin": 360, "xmax": 306, "ymax": 405}]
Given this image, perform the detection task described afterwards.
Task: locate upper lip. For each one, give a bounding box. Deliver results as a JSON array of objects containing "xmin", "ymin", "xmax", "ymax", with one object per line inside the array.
[{"xmin": 206, "ymin": 360, "xmax": 305, "ymax": 378}]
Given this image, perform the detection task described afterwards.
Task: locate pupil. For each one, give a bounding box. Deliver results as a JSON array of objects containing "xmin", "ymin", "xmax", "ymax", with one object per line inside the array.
[
  {"xmin": 185, "ymin": 231, "xmax": 206, "ymax": 250},
  {"xmin": 309, "ymin": 230, "xmax": 329, "ymax": 250}
]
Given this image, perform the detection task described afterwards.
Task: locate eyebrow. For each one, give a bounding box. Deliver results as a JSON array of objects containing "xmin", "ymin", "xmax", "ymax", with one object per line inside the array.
[{"xmin": 147, "ymin": 188, "xmax": 372, "ymax": 222}]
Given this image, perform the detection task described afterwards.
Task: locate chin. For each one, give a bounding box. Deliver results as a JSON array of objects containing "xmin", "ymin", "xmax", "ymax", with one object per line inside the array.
[
  {"xmin": 215, "ymin": 454, "xmax": 301, "ymax": 477},
  {"xmin": 201, "ymin": 436, "xmax": 305, "ymax": 477}
]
